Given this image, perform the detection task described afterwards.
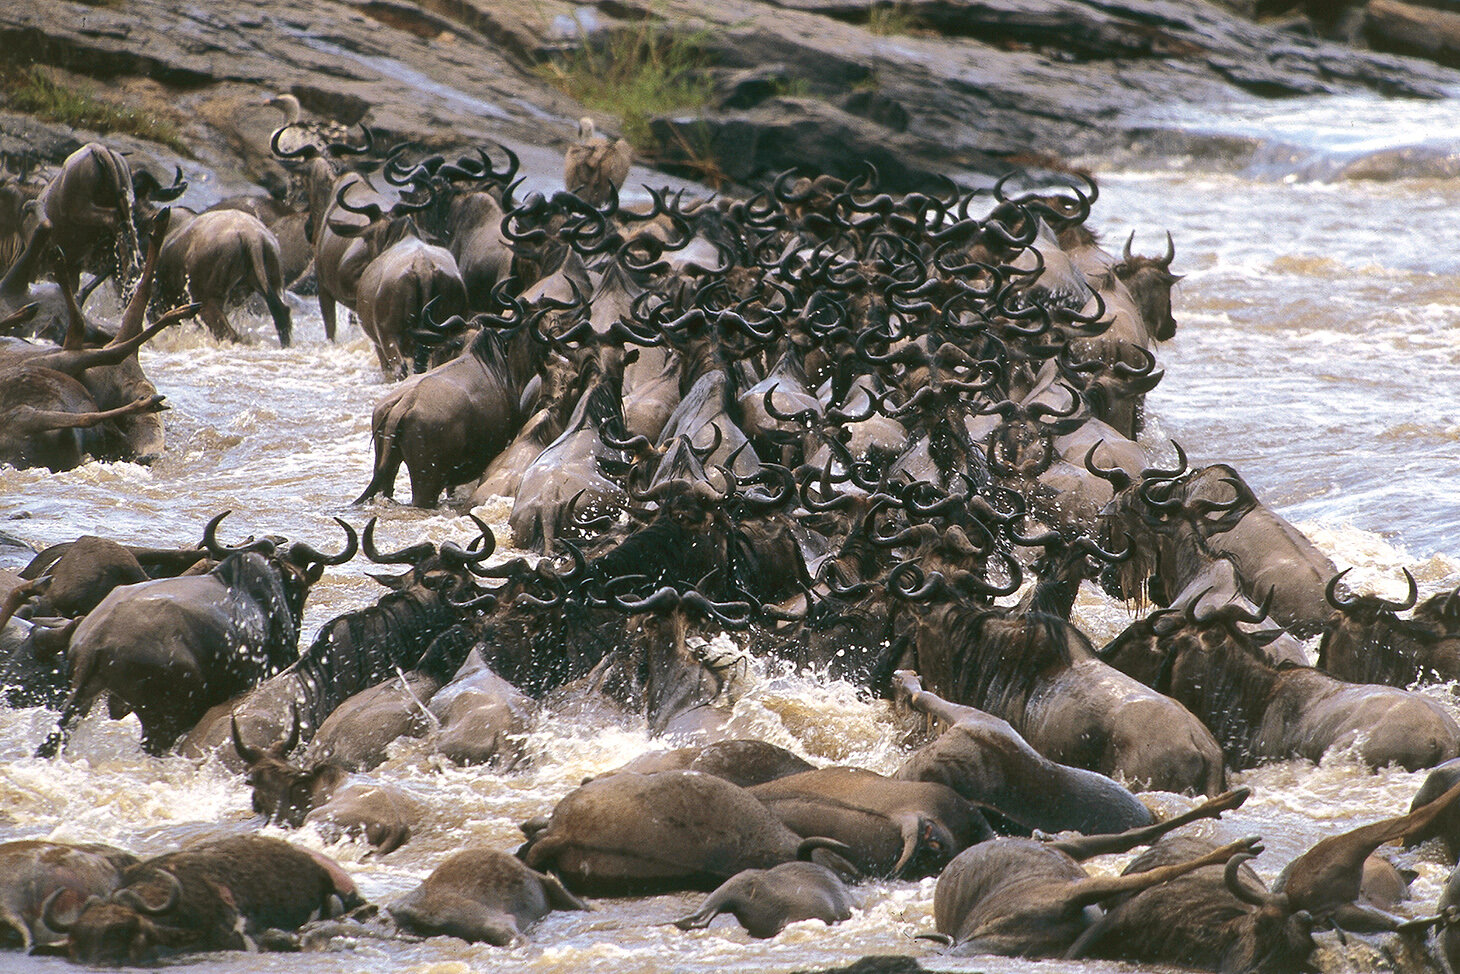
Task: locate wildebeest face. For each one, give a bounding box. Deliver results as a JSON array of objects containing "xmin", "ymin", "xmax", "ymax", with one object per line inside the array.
[{"xmin": 65, "ymin": 902, "xmax": 155, "ymax": 965}]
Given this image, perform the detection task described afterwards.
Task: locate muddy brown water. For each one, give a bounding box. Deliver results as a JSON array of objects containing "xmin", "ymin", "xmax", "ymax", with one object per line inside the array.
[{"xmin": 3, "ymin": 92, "xmax": 1460, "ymax": 973}]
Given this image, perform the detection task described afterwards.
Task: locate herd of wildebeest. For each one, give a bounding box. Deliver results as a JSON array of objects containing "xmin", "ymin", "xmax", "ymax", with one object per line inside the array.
[{"xmin": 4, "ymin": 111, "xmax": 1460, "ymax": 972}]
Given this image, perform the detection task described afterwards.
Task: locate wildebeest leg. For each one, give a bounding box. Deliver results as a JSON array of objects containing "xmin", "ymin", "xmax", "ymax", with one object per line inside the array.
[
  {"xmin": 536, "ymin": 870, "xmax": 590, "ymax": 912},
  {"xmin": 318, "ymin": 289, "xmax": 338, "ymax": 342},
  {"xmin": 11, "ymin": 395, "xmax": 167, "ymax": 434},
  {"xmin": 1050, "ymin": 787, "xmax": 1250, "ymax": 861},
  {"xmin": 264, "ymin": 290, "xmax": 292, "ymax": 348},
  {"xmin": 197, "ymin": 299, "xmax": 241, "ymax": 343},
  {"xmin": 407, "ymin": 465, "xmax": 444, "ymax": 509},
  {"xmin": 1281, "ymin": 777, "xmax": 1460, "ymax": 919},
  {"xmin": 892, "ymin": 669, "xmax": 980, "ymax": 728},
  {"xmin": 1065, "ymin": 835, "xmax": 1264, "ymax": 909},
  {"xmin": 37, "ymin": 680, "xmax": 97, "ymax": 757},
  {"xmin": 0, "ymin": 577, "xmax": 43, "ymax": 633}
]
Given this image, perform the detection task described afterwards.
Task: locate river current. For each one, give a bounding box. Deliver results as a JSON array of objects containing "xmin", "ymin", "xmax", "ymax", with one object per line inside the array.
[{"xmin": 2, "ymin": 90, "xmax": 1460, "ymax": 973}]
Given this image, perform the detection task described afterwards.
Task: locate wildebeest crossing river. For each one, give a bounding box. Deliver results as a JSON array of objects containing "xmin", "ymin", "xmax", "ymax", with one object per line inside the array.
[{"xmin": 2, "ymin": 91, "xmax": 1460, "ymax": 972}]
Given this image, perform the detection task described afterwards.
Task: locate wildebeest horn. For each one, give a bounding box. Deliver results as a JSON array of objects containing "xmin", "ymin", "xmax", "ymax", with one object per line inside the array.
[
  {"xmin": 1140, "ymin": 441, "xmax": 1189, "ymax": 481},
  {"xmin": 1385, "ymin": 568, "xmax": 1419, "ymax": 613},
  {"xmin": 115, "ymin": 871, "xmax": 181, "ymax": 916},
  {"xmin": 327, "ymin": 122, "xmax": 376, "ymax": 157},
  {"xmin": 1122, "ymin": 230, "xmax": 1136, "ymax": 263},
  {"xmin": 362, "ymin": 517, "xmax": 436, "ymax": 564},
  {"xmin": 1160, "ymin": 230, "xmax": 1176, "ymax": 268},
  {"xmin": 202, "ymin": 511, "xmax": 275, "ymax": 557},
  {"xmin": 439, "ymin": 515, "xmax": 497, "ymax": 567},
  {"xmin": 288, "ymin": 518, "xmax": 359, "ymax": 567},
  {"xmin": 270, "ymin": 125, "xmax": 318, "ymax": 160},
  {"xmin": 1223, "ymin": 852, "xmax": 1273, "ymax": 907},
  {"xmin": 335, "ymin": 182, "xmax": 384, "ymax": 223},
  {"xmin": 1325, "ymin": 568, "xmax": 1357, "ymax": 611},
  {"xmin": 230, "ymin": 712, "xmax": 262, "ymax": 766},
  {"xmin": 40, "ymin": 888, "xmax": 97, "ymax": 934},
  {"xmin": 1084, "ymin": 441, "xmax": 1131, "ymax": 492}
]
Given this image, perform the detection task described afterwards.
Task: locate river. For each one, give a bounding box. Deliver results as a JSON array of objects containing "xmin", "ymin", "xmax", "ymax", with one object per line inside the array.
[{"xmin": 1, "ymin": 88, "xmax": 1459, "ymax": 973}]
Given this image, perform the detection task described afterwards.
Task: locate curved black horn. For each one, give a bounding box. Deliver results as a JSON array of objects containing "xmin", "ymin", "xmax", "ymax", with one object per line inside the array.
[
  {"xmin": 361, "ymin": 517, "xmax": 436, "ymax": 564},
  {"xmin": 288, "ymin": 518, "xmax": 359, "ymax": 567}
]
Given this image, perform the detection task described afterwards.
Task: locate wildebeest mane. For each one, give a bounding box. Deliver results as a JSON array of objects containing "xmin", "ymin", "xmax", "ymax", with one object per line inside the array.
[
  {"xmin": 290, "ymin": 586, "xmax": 457, "ymax": 728},
  {"xmin": 212, "ymin": 552, "xmax": 301, "ymax": 680},
  {"xmin": 1316, "ymin": 609, "xmax": 1438, "ymax": 688},
  {"xmin": 934, "ymin": 607, "xmax": 1084, "ymax": 723},
  {"xmin": 1152, "ymin": 625, "xmax": 1271, "ymax": 769}
]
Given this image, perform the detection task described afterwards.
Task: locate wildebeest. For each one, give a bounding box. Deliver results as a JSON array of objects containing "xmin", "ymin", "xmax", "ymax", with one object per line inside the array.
[
  {"xmin": 232, "ymin": 712, "xmax": 417, "ymax": 854},
  {"xmin": 1100, "ymin": 596, "xmax": 1460, "ymax": 772},
  {"xmin": 388, "ymin": 848, "xmax": 589, "ymax": 945},
  {"xmin": 519, "ymin": 769, "xmax": 856, "ymax": 895},
  {"xmin": 673, "ymin": 860, "xmax": 856, "ymax": 938},
  {"xmin": 1070, "ymin": 777, "xmax": 1460, "ymax": 970},
  {"xmin": 427, "ymin": 647, "xmax": 537, "ymax": 769},
  {"xmin": 749, "ymin": 766, "xmax": 994, "ymax": 879},
  {"xmin": 1318, "ymin": 568, "xmax": 1460, "ymax": 687},
  {"xmin": 930, "ymin": 788, "xmax": 1255, "ymax": 958},
  {"xmin": 40, "ymin": 835, "xmax": 360, "ymax": 964},
  {"xmin": 38, "ymin": 513, "xmax": 357, "ymax": 756},
  {"xmin": 899, "ymin": 600, "xmax": 1226, "ymax": 794},
  {"xmin": 35, "ymin": 143, "xmax": 140, "ymax": 292},
  {"xmin": 890, "ymin": 670, "xmax": 1154, "ymax": 836},
  {"xmin": 355, "ymin": 325, "xmax": 530, "ymax": 508},
  {"xmin": 180, "ymin": 517, "xmax": 485, "ymax": 766},
  {"xmin": 154, "ymin": 208, "xmax": 293, "ymax": 346},
  {"xmin": 0, "ymin": 840, "xmax": 137, "ymax": 952}
]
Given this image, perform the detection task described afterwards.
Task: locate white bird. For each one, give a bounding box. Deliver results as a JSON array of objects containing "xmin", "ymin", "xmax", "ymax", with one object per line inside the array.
[{"xmin": 563, "ymin": 117, "xmax": 632, "ymax": 206}]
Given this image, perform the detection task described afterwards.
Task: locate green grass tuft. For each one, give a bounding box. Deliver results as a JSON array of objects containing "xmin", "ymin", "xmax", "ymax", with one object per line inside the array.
[
  {"xmin": 536, "ymin": 20, "xmax": 715, "ymax": 150},
  {"xmin": 3, "ymin": 65, "xmax": 187, "ymax": 154},
  {"xmin": 867, "ymin": 2, "xmax": 924, "ymax": 36}
]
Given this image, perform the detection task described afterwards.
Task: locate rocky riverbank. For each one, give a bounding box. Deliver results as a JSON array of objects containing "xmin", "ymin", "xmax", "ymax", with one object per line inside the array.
[{"xmin": 1, "ymin": 0, "xmax": 1458, "ymax": 200}]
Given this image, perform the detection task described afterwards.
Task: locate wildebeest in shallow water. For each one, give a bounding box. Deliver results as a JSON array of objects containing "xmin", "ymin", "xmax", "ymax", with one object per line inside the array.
[
  {"xmin": 39, "ymin": 835, "xmax": 359, "ymax": 964},
  {"xmin": 931, "ymin": 788, "xmax": 1255, "ymax": 958},
  {"xmin": 388, "ymin": 847, "xmax": 588, "ymax": 945},
  {"xmin": 890, "ymin": 670, "xmax": 1154, "ymax": 836},
  {"xmin": 38, "ymin": 512, "xmax": 357, "ymax": 756},
  {"xmin": 519, "ymin": 769, "xmax": 857, "ymax": 895}
]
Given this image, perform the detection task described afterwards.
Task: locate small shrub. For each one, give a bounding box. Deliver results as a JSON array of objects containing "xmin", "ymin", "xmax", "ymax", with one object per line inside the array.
[
  {"xmin": 2, "ymin": 65, "xmax": 187, "ymax": 154},
  {"xmin": 536, "ymin": 19, "xmax": 714, "ymax": 149},
  {"xmin": 867, "ymin": 2, "xmax": 923, "ymax": 36}
]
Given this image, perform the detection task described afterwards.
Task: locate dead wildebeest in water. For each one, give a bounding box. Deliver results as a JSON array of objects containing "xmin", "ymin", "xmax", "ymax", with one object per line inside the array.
[
  {"xmin": 388, "ymin": 847, "xmax": 588, "ymax": 945},
  {"xmin": 0, "ymin": 840, "xmax": 137, "ymax": 953},
  {"xmin": 518, "ymin": 769, "xmax": 857, "ymax": 896},
  {"xmin": 673, "ymin": 859, "xmax": 857, "ymax": 939},
  {"xmin": 594, "ymin": 738, "xmax": 813, "ymax": 788},
  {"xmin": 929, "ymin": 787, "xmax": 1256, "ymax": 958},
  {"xmin": 38, "ymin": 835, "xmax": 360, "ymax": 964},
  {"xmin": 750, "ymin": 766, "xmax": 995, "ymax": 880},
  {"xmin": 1069, "ymin": 777, "xmax": 1460, "ymax": 971}
]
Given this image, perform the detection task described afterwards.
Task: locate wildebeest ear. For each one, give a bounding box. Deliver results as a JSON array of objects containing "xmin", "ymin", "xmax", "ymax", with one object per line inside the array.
[
  {"xmin": 367, "ymin": 571, "xmax": 408, "ymax": 590},
  {"xmin": 623, "ymin": 348, "xmax": 640, "ymax": 367}
]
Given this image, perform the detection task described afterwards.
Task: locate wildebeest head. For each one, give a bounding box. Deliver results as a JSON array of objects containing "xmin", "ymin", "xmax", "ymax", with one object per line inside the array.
[
  {"xmin": 42, "ymin": 869, "xmax": 183, "ymax": 965},
  {"xmin": 1113, "ymin": 231, "xmax": 1181, "ymax": 342},
  {"xmin": 232, "ymin": 708, "xmax": 342, "ymax": 826},
  {"xmin": 202, "ymin": 511, "xmax": 358, "ymax": 622}
]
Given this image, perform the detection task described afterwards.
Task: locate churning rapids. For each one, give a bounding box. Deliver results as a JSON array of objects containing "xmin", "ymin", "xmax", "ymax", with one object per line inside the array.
[{"xmin": 3, "ymin": 91, "xmax": 1460, "ymax": 974}]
